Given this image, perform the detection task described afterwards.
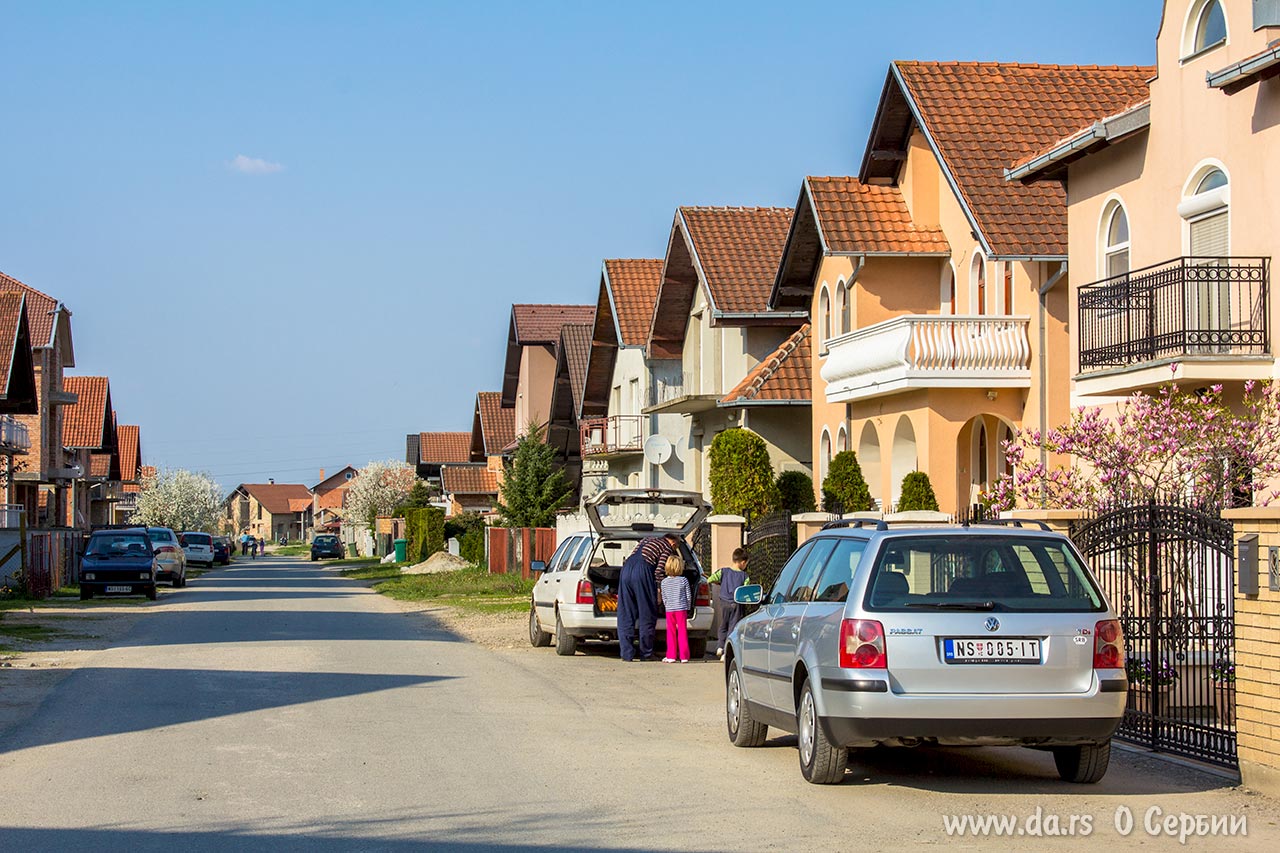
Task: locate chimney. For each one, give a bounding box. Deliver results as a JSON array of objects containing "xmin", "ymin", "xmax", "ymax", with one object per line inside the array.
[
  {"xmin": 269, "ymin": 478, "xmax": 275, "ymax": 485},
  {"xmin": 319, "ymin": 468, "xmax": 326, "ymax": 482}
]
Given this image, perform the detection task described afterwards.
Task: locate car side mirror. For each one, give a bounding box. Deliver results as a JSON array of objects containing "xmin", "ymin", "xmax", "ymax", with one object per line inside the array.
[
  {"xmin": 530, "ymin": 561, "xmax": 546, "ymax": 574},
  {"xmin": 734, "ymin": 584, "xmax": 762, "ymax": 605}
]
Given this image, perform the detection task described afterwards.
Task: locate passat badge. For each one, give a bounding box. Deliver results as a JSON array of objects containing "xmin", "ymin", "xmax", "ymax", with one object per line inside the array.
[{"xmin": 984, "ymin": 617, "xmax": 1000, "ymax": 632}]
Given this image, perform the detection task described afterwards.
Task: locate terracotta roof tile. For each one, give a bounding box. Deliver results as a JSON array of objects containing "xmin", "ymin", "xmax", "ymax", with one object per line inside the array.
[
  {"xmin": 240, "ymin": 483, "xmax": 313, "ymax": 515},
  {"xmin": 721, "ymin": 325, "xmax": 812, "ymax": 405},
  {"xmin": 117, "ymin": 425, "xmax": 141, "ymax": 481},
  {"xmin": 318, "ymin": 484, "xmax": 348, "ymax": 510},
  {"xmin": 893, "ymin": 61, "xmax": 1153, "ymax": 257},
  {"xmin": 807, "ymin": 178, "xmax": 950, "ymax": 254},
  {"xmin": 1011, "ymin": 97, "xmax": 1151, "ymax": 173},
  {"xmin": 475, "ymin": 391, "xmax": 516, "ymax": 457},
  {"xmin": 441, "ymin": 464, "xmax": 499, "ymax": 495},
  {"xmin": 512, "ymin": 304, "xmax": 596, "ymax": 344},
  {"xmin": 560, "ymin": 323, "xmax": 592, "ymax": 414},
  {"xmin": 603, "ymin": 259, "xmax": 663, "ymax": 346},
  {"xmin": 89, "ymin": 453, "xmax": 112, "ymax": 478},
  {"xmin": 0, "ymin": 270, "xmax": 59, "ymax": 349},
  {"xmin": 679, "ymin": 207, "xmax": 793, "ymax": 313},
  {"xmin": 63, "ymin": 376, "xmax": 112, "ymax": 449},
  {"xmin": 418, "ymin": 431, "xmax": 472, "ymax": 465}
]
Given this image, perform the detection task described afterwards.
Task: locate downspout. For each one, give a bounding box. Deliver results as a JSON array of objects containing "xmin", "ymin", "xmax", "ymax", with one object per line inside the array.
[{"xmin": 1038, "ymin": 261, "xmax": 1068, "ymax": 507}]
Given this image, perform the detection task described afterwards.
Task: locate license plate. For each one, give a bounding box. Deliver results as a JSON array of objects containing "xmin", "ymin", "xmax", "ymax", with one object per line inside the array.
[
  {"xmin": 944, "ymin": 637, "xmax": 1041, "ymax": 664},
  {"xmin": 104, "ymin": 585, "xmax": 132, "ymax": 593}
]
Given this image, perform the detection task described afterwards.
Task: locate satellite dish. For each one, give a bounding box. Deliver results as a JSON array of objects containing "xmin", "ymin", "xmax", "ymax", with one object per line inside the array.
[
  {"xmin": 673, "ymin": 436, "xmax": 688, "ymax": 462},
  {"xmin": 643, "ymin": 435, "xmax": 672, "ymax": 465},
  {"xmin": 70, "ymin": 462, "xmax": 85, "ymax": 478}
]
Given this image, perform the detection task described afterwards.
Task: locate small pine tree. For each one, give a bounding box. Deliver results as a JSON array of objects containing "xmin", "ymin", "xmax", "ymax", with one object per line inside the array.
[
  {"xmin": 496, "ymin": 422, "xmax": 574, "ymax": 528},
  {"xmin": 776, "ymin": 470, "xmax": 816, "ymax": 514},
  {"xmin": 897, "ymin": 471, "xmax": 940, "ymax": 512},
  {"xmin": 397, "ymin": 480, "xmax": 434, "ymax": 514},
  {"xmin": 822, "ymin": 450, "xmax": 874, "ymax": 513},
  {"xmin": 708, "ymin": 428, "xmax": 779, "ymax": 521}
]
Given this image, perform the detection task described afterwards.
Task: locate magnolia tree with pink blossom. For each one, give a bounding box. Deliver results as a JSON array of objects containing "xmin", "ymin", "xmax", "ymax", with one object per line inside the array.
[{"xmin": 986, "ymin": 378, "xmax": 1280, "ymax": 513}]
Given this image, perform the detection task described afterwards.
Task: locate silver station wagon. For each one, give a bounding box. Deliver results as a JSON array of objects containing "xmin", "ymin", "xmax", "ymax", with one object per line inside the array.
[{"xmin": 723, "ymin": 520, "xmax": 1128, "ymax": 784}]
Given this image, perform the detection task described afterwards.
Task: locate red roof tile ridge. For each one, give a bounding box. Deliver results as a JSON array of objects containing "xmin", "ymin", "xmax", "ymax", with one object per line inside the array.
[
  {"xmin": 895, "ymin": 59, "xmax": 1156, "ymax": 72},
  {"xmin": 0, "ymin": 270, "xmax": 59, "ymax": 304},
  {"xmin": 723, "ymin": 324, "xmax": 810, "ymax": 403},
  {"xmin": 680, "ymin": 205, "xmax": 793, "ymax": 213}
]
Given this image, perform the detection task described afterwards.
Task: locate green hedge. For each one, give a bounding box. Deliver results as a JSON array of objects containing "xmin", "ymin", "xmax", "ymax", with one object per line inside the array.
[
  {"xmin": 459, "ymin": 528, "xmax": 485, "ymax": 564},
  {"xmin": 404, "ymin": 507, "xmax": 445, "ymax": 564},
  {"xmin": 822, "ymin": 450, "xmax": 874, "ymax": 513},
  {"xmin": 708, "ymin": 428, "xmax": 779, "ymax": 521},
  {"xmin": 897, "ymin": 471, "xmax": 940, "ymax": 511},
  {"xmin": 776, "ymin": 470, "xmax": 816, "ymax": 514}
]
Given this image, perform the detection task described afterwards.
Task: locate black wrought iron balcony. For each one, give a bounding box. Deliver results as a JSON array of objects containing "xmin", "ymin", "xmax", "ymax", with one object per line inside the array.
[{"xmin": 1078, "ymin": 257, "xmax": 1270, "ymax": 371}]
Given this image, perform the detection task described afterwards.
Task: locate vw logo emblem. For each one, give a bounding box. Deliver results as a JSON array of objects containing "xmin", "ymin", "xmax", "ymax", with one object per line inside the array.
[{"xmin": 984, "ymin": 617, "xmax": 1000, "ymax": 632}]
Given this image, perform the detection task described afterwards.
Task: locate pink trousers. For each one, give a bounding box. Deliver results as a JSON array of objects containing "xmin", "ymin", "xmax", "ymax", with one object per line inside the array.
[{"xmin": 665, "ymin": 610, "xmax": 690, "ymax": 661}]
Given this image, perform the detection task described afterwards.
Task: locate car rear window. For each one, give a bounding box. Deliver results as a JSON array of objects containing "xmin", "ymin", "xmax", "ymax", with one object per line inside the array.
[
  {"xmin": 314, "ymin": 536, "xmax": 338, "ymax": 545},
  {"xmin": 87, "ymin": 533, "xmax": 152, "ymax": 556},
  {"xmin": 182, "ymin": 533, "xmax": 212, "ymax": 545},
  {"xmin": 862, "ymin": 535, "xmax": 1104, "ymax": 613},
  {"xmin": 148, "ymin": 530, "xmax": 175, "ymax": 544}
]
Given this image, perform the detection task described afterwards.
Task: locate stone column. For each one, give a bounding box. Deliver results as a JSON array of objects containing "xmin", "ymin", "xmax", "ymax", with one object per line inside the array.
[
  {"xmin": 793, "ymin": 512, "xmax": 834, "ymax": 547},
  {"xmin": 707, "ymin": 514, "xmax": 745, "ymax": 571}
]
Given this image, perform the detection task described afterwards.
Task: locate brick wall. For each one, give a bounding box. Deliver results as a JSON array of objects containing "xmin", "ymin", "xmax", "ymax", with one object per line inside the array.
[{"xmin": 1223, "ymin": 508, "xmax": 1280, "ymax": 797}]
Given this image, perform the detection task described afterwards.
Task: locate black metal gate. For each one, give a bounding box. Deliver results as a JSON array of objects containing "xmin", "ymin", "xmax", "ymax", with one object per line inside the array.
[
  {"xmin": 1070, "ymin": 502, "xmax": 1236, "ymax": 767},
  {"xmin": 745, "ymin": 511, "xmax": 792, "ymax": 594},
  {"xmin": 691, "ymin": 522, "xmax": 712, "ymax": 574}
]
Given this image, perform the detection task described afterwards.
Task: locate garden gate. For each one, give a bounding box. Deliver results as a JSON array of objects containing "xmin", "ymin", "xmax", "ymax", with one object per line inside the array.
[
  {"xmin": 690, "ymin": 522, "xmax": 712, "ymax": 574},
  {"xmin": 744, "ymin": 511, "xmax": 792, "ymax": 593},
  {"xmin": 1070, "ymin": 502, "xmax": 1236, "ymax": 768}
]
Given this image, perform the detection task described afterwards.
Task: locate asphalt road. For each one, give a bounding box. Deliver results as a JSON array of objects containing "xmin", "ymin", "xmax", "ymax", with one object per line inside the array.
[{"xmin": 1, "ymin": 555, "xmax": 1277, "ymax": 851}]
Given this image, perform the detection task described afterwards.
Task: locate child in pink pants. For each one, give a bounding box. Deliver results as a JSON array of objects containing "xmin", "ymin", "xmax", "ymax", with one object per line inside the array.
[{"xmin": 660, "ymin": 554, "xmax": 692, "ymax": 662}]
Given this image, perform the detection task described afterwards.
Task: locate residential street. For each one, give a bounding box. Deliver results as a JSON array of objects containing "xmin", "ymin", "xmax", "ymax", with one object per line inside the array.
[{"xmin": 1, "ymin": 556, "xmax": 1277, "ymax": 851}]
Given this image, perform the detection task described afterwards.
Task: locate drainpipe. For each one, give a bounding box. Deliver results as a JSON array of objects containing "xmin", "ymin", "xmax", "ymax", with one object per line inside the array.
[{"xmin": 1038, "ymin": 261, "xmax": 1068, "ymax": 507}]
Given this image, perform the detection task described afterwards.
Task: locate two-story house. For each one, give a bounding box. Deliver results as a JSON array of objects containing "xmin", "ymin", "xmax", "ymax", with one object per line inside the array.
[
  {"xmin": 546, "ymin": 322, "xmax": 591, "ymax": 499},
  {"xmin": 407, "ymin": 432, "xmax": 471, "ymax": 488},
  {"xmin": 0, "ymin": 292, "xmax": 39, "ymax": 512},
  {"xmin": 61, "ymin": 375, "xmax": 116, "ymax": 529},
  {"xmin": 113, "ymin": 423, "xmax": 143, "ymax": 523},
  {"xmin": 224, "ymin": 481, "xmax": 314, "ymax": 541},
  {"xmin": 1010, "ymin": 0, "xmax": 1276, "ymax": 413},
  {"xmin": 501, "ymin": 304, "xmax": 595, "ymax": 438},
  {"xmin": 437, "ymin": 391, "xmax": 517, "ymax": 516},
  {"xmin": 312, "ymin": 466, "xmax": 357, "ymax": 532},
  {"xmin": 644, "ymin": 206, "xmax": 812, "ymax": 498},
  {"xmin": 773, "ymin": 62, "xmax": 1151, "ymax": 514}
]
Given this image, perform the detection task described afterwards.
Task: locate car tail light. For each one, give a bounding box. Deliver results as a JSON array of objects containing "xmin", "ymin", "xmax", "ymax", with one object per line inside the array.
[
  {"xmin": 695, "ymin": 581, "xmax": 711, "ymax": 607},
  {"xmin": 576, "ymin": 579, "xmax": 594, "ymax": 605},
  {"xmin": 1093, "ymin": 619, "xmax": 1124, "ymax": 669},
  {"xmin": 839, "ymin": 619, "xmax": 887, "ymax": 669},
  {"xmin": 156, "ymin": 545, "xmax": 177, "ymax": 554}
]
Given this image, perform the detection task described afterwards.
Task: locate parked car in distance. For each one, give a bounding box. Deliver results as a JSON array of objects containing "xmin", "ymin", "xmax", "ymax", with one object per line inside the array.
[
  {"xmin": 211, "ymin": 536, "xmax": 232, "ymax": 565},
  {"xmin": 528, "ymin": 489, "xmax": 713, "ymax": 658},
  {"xmin": 723, "ymin": 520, "xmax": 1127, "ymax": 785},
  {"xmin": 311, "ymin": 535, "xmax": 344, "ymax": 560},
  {"xmin": 80, "ymin": 528, "xmax": 158, "ymax": 601},
  {"xmin": 146, "ymin": 527, "xmax": 188, "ymax": 588},
  {"xmin": 180, "ymin": 532, "xmax": 216, "ymax": 568}
]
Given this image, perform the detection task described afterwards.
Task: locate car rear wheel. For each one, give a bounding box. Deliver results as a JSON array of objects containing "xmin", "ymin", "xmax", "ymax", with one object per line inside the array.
[
  {"xmin": 554, "ymin": 610, "xmax": 577, "ymax": 656},
  {"xmin": 529, "ymin": 605, "xmax": 552, "ymax": 647},
  {"xmin": 726, "ymin": 666, "xmax": 767, "ymax": 747},
  {"xmin": 797, "ymin": 679, "xmax": 847, "ymax": 784},
  {"xmin": 1053, "ymin": 739, "xmax": 1111, "ymax": 784}
]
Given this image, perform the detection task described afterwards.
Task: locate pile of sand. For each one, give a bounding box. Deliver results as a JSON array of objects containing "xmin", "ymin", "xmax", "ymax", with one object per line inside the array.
[{"xmin": 402, "ymin": 551, "xmax": 472, "ymax": 575}]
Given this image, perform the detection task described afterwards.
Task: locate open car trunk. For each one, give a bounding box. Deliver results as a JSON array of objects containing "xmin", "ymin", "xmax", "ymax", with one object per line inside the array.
[
  {"xmin": 584, "ymin": 489, "xmax": 709, "ymax": 539},
  {"xmin": 586, "ymin": 541, "xmax": 703, "ymax": 618}
]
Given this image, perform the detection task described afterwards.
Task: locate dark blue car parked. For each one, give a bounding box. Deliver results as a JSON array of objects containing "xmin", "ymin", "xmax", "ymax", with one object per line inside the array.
[{"xmin": 80, "ymin": 528, "xmax": 158, "ymax": 601}]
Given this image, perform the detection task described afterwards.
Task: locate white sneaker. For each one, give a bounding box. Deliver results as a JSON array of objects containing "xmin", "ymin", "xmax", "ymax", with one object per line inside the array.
[
  {"xmin": 715, "ymin": 647, "xmax": 724, "ymax": 657},
  {"xmin": 662, "ymin": 657, "xmax": 675, "ymax": 663}
]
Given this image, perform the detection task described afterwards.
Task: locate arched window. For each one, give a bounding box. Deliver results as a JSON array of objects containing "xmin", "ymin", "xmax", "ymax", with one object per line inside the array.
[
  {"xmin": 1183, "ymin": 166, "xmax": 1229, "ymax": 259},
  {"xmin": 1184, "ymin": 0, "xmax": 1227, "ymax": 57},
  {"xmin": 818, "ymin": 286, "xmax": 831, "ymax": 346},
  {"xmin": 837, "ymin": 281, "xmax": 851, "ymax": 335},
  {"xmin": 819, "ymin": 429, "xmax": 832, "ymax": 484},
  {"xmin": 971, "ymin": 253, "xmax": 987, "ymax": 315},
  {"xmin": 836, "ymin": 424, "xmax": 848, "ymax": 454},
  {"xmin": 1102, "ymin": 202, "xmax": 1130, "ymax": 278}
]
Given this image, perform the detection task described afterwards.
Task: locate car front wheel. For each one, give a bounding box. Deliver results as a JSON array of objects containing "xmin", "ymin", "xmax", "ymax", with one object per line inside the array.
[
  {"xmin": 1053, "ymin": 740, "xmax": 1111, "ymax": 783},
  {"xmin": 797, "ymin": 679, "xmax": 847, "ymax": 784},
  {"xmin": 726, "ymin": 665, "xmax": 767, "ymax": 747}
]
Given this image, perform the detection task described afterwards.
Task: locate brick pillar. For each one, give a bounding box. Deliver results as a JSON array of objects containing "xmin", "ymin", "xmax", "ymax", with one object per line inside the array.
[
  {"xmin": 793, "ymin": 512, "xmax": 834, "ymax": 547},
  {"xmin": 707, "ymin": 514, "xmax": 745, "ymax": 572}
]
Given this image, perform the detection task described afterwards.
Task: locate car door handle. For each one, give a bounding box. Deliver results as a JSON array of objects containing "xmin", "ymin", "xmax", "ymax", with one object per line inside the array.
[
  {"xmin": 763, "ymin": 626, "xmax": 771, "ymax": 638},
  {"xmin": 791, "ymin": 625, "xmax": 800, "ymax": 639}
]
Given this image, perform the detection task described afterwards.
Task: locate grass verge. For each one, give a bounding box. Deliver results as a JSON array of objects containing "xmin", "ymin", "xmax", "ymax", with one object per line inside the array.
[
  {"xmin": 339, "ymin": 562, "xmax": 410, "ymax": 580},
  {"xmin": 0, "ymin": 619, "xmax": 67, "ymax": 652},
  {"xmin": 372, "ymin": 567, "xmax": 535, "ymax": 614},
  {"xmin": 273, "ymin": 544, "xmax": 311, "ymax": 557}
]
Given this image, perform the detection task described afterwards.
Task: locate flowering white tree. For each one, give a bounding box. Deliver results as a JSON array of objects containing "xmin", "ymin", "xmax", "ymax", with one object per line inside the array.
[
  {"xmin": 342, "ymin": 461, "xmax": 418, "ymax": 528},
  {"xmin": 133, "ymin": 469, "xmax": 223, "ymax": 533}
]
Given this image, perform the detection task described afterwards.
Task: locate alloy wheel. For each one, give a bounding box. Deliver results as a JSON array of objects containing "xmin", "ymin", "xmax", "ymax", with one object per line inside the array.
[
  {"xmin": 727, "ymin": 669, "xmax": 742, "ymax": 736},
  {"xmin": 799, "ymin": 691, "xmax": 816, "ymax": 767}
]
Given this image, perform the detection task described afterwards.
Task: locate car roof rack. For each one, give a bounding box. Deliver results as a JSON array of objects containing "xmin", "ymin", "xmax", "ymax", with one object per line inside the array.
[
  {"xmin": 961, "ymin": 518, "xmax": 1053, "ymax": 532},
  {"xmin": 821, "ymin": 518, "xmax": 888, "ymax": 531}
]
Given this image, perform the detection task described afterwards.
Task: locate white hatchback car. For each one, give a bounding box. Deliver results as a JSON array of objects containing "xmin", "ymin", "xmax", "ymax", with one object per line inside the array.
[
  {"xmin": 528, "ymin": 489, "xmax": 714, "ymax": 658},
  {"xmin": 180, "ymin": 531, "xmax": 215, "ymax": 568}
]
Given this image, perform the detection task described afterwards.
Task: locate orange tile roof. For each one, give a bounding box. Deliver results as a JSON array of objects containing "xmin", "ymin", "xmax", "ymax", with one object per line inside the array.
[
  {"xmin": 679, "ymin": 207, "xmax": 794, "ymax": 312},
  {"xmin": 806, "ymin": 177, "xmax": 950, "ymax": 254},
  {"xmin": 63, "ymin": 375, "xmax": 113, "ymax": 449},
  {"xmin": 512, "ymin": 304, "xmax": 596, "ymax": 343},
  {"xmin": 239, "ymin": 483, "xmax": 314, "ymax": 515},
  {"xmin": 419, "ymin": 431, "xmax": 472, "ymax": 465},
  {"xmin": 441, "ymin": 464, "xmax": 499, "ymax": 495},
  {"xmin": 318, "ymin": 483, "xmax": 348, "ymax": 510},
  {"xmin": 603, "ymin": 259, "xmax": 663, "ymax": 346},
  {"xmin": 89, "ymin": 453, "xmax": 112, "ymax": 478},
  {"xmin": 721, "ymin": 325, "xmax": 811, "ymax": 405},
  {"xmin": 117, "ymin": 425, "xmax": 141, "ymax": 481},
  {"xmin": 560, "ymin": 323, "xmax": 592, "ymax": 415},
  {"xmin": 1010, "ymin": 97, "xmax": 1151, "ymax": 175},
  {"xmin": 475, "ymin": 391, "xmax": 516, "ymax": 456},
  {"xmin": 0, "ymin": 271, "xmax": 59, "ymax": 349},
  {"xmin": 890, "ymin": 61, "xmax": 1153, "ymax": 257}
]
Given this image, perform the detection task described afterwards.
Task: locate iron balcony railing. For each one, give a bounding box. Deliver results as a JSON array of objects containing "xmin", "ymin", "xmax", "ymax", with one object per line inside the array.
[
  {"xmin": 579, "ymin": 415, "xmax": 646, "ymax": 457},
  {"xmin": 1078, "ymin": 257, "xmax": 1270, "ymax": 371},
  {"xmin": 0, "ymin": 415, "xmax": 30, "ymax": 452}
]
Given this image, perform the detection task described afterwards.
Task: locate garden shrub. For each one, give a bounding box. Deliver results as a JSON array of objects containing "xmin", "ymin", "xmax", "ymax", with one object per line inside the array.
[
  {"xmin": 822, "ymin": 450, "xmax": 873, "ymax": 513},
  {"xmin": 404, "ymin": 507, "xmax": 445, "ymax": 563},
  {"xmin": 776, "ymin": 470, "xmax": 816, "ymax": 514},
  {"xmin": 897, "ymin": 471, "xmax": 940, "ymax": 512},
  {"xmin": 708, "ymin": 428, "xmax": 779, "ymax": 521}
]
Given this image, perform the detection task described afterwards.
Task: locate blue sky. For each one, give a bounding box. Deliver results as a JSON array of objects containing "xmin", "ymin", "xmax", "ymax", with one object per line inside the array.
[{"xmin": 0, "ymin": 0, "xmax": 1161, "ymax": 490}]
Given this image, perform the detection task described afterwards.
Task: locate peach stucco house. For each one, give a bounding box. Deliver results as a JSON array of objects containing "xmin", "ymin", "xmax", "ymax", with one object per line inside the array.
[
  {"xmin": 773, "ymin": 62, "xmax": 1150, "ymax": 514},
  {"xmin": 501, "ymin": 304, "xmax": 594, "ymax": 440},
  {"xmin": 1011, "ymin": 0, "xmax": 1279, "ymax": 406}
]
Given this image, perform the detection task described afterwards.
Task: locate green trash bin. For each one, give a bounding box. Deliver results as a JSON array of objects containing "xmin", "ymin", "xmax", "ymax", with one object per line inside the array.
[{"xmin": 393, "ymin": 538, "xmax": 408, "ymax": 563}]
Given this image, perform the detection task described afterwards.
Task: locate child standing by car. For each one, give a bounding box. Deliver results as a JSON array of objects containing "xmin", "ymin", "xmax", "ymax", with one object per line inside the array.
[
  {"xmin": 709, "ymin": 548, "xmax": 751, "ymax": 658},
  {"xmin": 660, "ymin": 554, "xmax": 691, "ymax": 663}
]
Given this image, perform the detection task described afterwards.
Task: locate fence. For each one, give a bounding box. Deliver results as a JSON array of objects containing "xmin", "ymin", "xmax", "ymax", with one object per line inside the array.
[
  {"xmin": 486, "ymin": 527, "xmax": 556, "ymax": 579},
  {"xmin": 24, "ymin": 529, "xmax": 82, "ymax": 597}
]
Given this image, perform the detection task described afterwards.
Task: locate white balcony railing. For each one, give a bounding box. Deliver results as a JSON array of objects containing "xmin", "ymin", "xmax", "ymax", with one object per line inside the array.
[
  {"xmin": 820, "ymin": 315, "xmax": 1032, "ymax": 403},
  {"xmin": 0, "ymin": 503, "xmax": 22, "ymax": 529},
  {"xmin": 0, "ymin": 416, "xmax": 30, "ymax": 452}
]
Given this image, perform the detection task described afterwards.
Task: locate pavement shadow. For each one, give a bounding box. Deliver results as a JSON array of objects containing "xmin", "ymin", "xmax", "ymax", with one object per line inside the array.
[
  {"xmin": 108, "ymin": 608, "xmax": 464, "ymax": 647},
  {"xmin": 0, "ymin": 667, "xmax": 455, "ymax": 754}
]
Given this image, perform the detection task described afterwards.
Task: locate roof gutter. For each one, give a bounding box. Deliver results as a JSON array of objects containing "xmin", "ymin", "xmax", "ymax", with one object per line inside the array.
[
  {"xmin": 712, "ymin": 310, "xmax": 809, "ymax": 321},
  {"xmin": 1207, "ymin": 42, "xmax": 1280, "ymax": 92},
  {"xmin": 1005, "ymin": 102, "xmax": 1151, "ymax": 184}
]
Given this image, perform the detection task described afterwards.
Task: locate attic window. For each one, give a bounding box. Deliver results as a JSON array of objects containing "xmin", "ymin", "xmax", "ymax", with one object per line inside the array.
[{"xmin": 1184, "ymin": 0, "xmax": 1228, "ymax": 59}]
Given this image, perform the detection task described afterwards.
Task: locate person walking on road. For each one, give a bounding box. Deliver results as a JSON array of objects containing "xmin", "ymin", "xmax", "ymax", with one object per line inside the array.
[
  {"xmin": 616, "ymin": 533, "xmax": 678, "ymax": 662},
  {"xmin": 660, "ymin": 554, "xmax": 692, "ymax": 663},
  {"xmin": 708, "ymin": 548, "xmax": 751, "ymax": 658}
]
